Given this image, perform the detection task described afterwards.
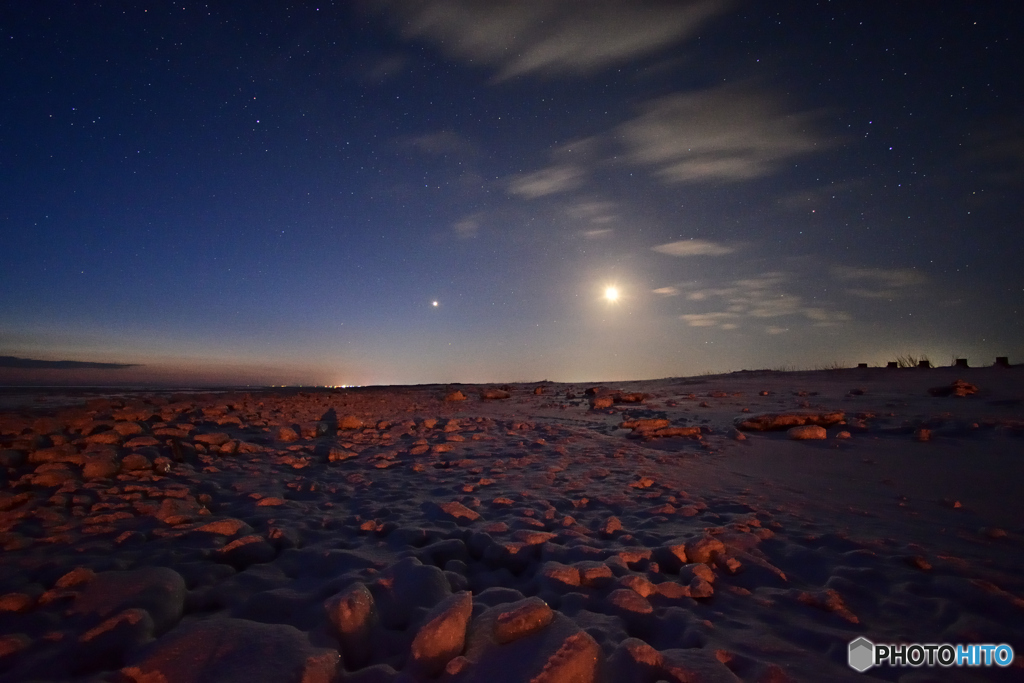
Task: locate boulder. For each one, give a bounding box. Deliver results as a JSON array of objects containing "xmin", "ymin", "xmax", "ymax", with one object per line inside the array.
[
  {"xmin": 121, "ymin": 453, "xmax": 153, "ymax": 471},
  {"xmin": 216, "ymin": 535, "xmax": 277, "ymax": 569},
  {"xmin": 607, "ymin": 588, "xmax": 653, "ymax": 614},
  {"xmin": 620, "ymin": 418, "xmax": 670, "ymax": 431},
  {"xmin": 0, "ymin": 633, "xmax": 30, "ymax": 660},
  {"xmin": 340, "ymin": 415, "xmax": 364, "ymax": 430},
  {"xmin": 735, "ymin": 411, "xmax": 845, "ymax": 431},
  {"xmin": 121, "ymin": 617, "xmax": 338, "ymax": 683},
  {"xmin": 28, "ymin": 445, "xmax": 78, "ymax": 464},
  {"xmin": 112, "ymin": 422, "xmax": 145, "ymax": 437},
  {"xmin": 481, "ymin": 388, "xmax": 511, "ymax": 400},
  {"xmin": 56, "ymin": 567, "xmax": 97, "ymax": 589},
  {"xmin": 684, "ymin": 536, "xmax": 725, "ymax": 564},
  {"xmin": 71, "ymin": 567, "xmax": 186, "ymax": 635},
  {"xmin": 74, "ymin": 607, "xmax": 155, "ymax": 673},
  {"xmin": 324, "ymin": 582, "xmax": 377, "ymax": 668},
  {"xmin": 153, "ymin": 497, "xmax": 202, "ymax": 524},
  {"xmin": 787, "ymin": 425, "xmax": 827, "ymax": 440},
  {"xmin": 492, "ymin": 597, "xmax": 554, "ymax": 644},
  {"xmin": 31, "ymin": 465, "xmax": 79, "ymax": 487},
  {"xmin": 607, "ymin": 638, "xmax": 664, "ymax": 682},
  {"xmin": 928, "ymin": 379, "xmax": 979, "ymax": 397},
  {"xmin": 371, "ymin": 558, "xmax": 453, "ymax": 630},
  {"xmin": 458, "ymin": 606, "xmax": 601, "ymax": 683},
  {"xmin": 194, "ymin": 432, "xmax": 231, "ymax": 446},
  {"xmin": 85, "ymin": 430, "xmax": 122, "ymax": 445},
  {"xmin": 409, "ymin": 591, "xmax": 473, "ymax": 677},
  {"xmin": 276, "ymin": 427, "xmax": 300, "ymax": 442},
  {"xmin": 430, "ymin": 501, "xmax": 481, "ymax": 524},
  {"xmin": 194, "ymin": 518, "xmax": 251, "ymax": 537}
]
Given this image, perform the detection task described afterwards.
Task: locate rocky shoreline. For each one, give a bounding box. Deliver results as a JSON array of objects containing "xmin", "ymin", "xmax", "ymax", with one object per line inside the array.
[{"xmin": 1, "ymin": 368, "xmax": 1022, "ymax": 681}]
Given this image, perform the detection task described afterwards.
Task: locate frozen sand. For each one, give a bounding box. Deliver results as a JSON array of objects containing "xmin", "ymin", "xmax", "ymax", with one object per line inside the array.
[{"xmin": 0, "ymin": 367, "xmax": 1022, "ymax": 682}]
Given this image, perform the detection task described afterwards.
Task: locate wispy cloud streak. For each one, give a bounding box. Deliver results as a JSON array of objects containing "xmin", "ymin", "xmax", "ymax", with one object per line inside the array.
[
  {"xmin": 619, "ymin": 85, "xmax": 829, "ymax": 183},
  {"xmin": 508, "ymin": 165, "xmax": 584, "ymax": 198},
  {"xmin": 668, "ymin": 273, "xmax": 851, "ymax": 330},
  {"xmin": 831, "ymin": 265, "xmax": 928, "ymax": 299},
  {"xmin": 653, "ymin": 239, "xmax": 735, "ymax": 256},
  {"xmin": 374, "ymin": 0, "xmax": 732, "ymax": 80}
]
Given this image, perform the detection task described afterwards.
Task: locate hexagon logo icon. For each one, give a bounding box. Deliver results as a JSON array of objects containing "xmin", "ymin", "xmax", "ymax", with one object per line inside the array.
[{"xmin": 848, "ymin": 637, "xmax": 874, "ymax": 672}]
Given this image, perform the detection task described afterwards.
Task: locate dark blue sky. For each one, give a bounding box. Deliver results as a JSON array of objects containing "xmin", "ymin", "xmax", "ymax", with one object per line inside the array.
[{"xmin": 2, "ymin": 1, "xmax": 1022, "ymax": 386}]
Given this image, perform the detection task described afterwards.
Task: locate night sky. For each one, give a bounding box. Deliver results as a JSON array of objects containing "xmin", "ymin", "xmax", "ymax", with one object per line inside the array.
[{"xmin": 2, "ymin": 1, "xmax": 1022, "ymax": 387}]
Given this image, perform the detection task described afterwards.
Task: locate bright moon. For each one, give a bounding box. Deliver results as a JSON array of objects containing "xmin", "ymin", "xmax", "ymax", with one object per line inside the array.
[
  {"xmin": 432, "ymin": 301, "xmax": 439, "ymax": 307},
  {"xmin": 604, "ymin": 286, "xmax": 620, "ymax": 302}
]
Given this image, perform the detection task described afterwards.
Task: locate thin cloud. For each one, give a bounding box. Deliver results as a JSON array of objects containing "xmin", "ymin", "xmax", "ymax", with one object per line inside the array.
[
  {"xmin": 681, "ymin": 312, "xmax": 737, "ymax": 327},
  {"xmin": 0, "ymin": 355, "xmax": 139, "ymax": 370},
  {"xmin": 374, "ymin": 0, "xmax": 733, "ymax": 80},
  {"xmin": 509, "ymin": 84, "xmax": 829, "ymax": 198},
  {"xmin": 746, "ymin": 297, "xmax": 802, "ymax": 318},
  {"xmin": 733, "ymin": 274, "xmax": 788, "ymax": 290},
  {"xmin": 619, "ymin": 85, "xmax": 830, "ymax": 183},
  {"xmin": 568, "ymin": 200, "xmax": 617, "ymax": 225},
  {"xmin": 831, "ymin": 265, "xmax": 928, "ymax": 299},
  {"xmin": 676, "ymin": 273, "xmax": 850, "ymax": 329},
  {"xmin": 453, "ymin": 215, "xmax": 480, "ymax": 238},
  {"xmin": 803, "ymin": 308, "xmax": 851, "ymax": 324},
  {"xmin": 652, "ymin": 286, "xmax": 680, "ymax": 296},
  {"xmin": 653, "ymin": 239, "xmax": 735, "ymax": 257},
  {"xmin": 581, "ymin": 228, "xmax": 613, "ymax": 239},
  {"xmin": 776, "ymin": 179, "xmax": 868, "ymax": 211},
  {"xmin": 508, "ymin": 164, "xmax": 583, "ymax": 198}
]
